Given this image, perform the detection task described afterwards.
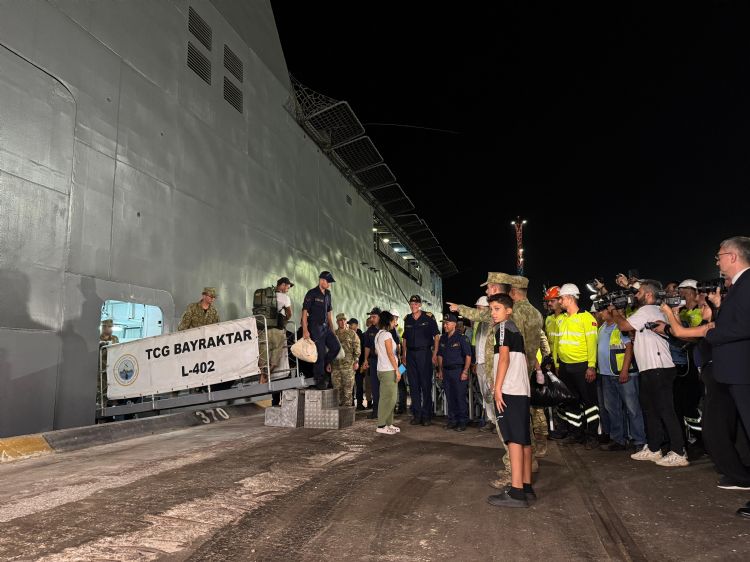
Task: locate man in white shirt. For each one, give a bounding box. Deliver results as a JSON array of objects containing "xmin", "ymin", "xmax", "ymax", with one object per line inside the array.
[
  {"xmin": 611, "ymin": 279, "xmax": 689, "ymax": 467},
  {"xmin": 275, "ymin": 277, "xmax": 294, "ymax": 327}
]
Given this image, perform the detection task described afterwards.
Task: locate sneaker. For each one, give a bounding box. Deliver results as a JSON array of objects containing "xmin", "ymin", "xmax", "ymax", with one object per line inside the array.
[
  {"xmin": 655, "ymin": 451, "xmax": 690, "ymax": 467},
  {"xmin": 717, "ymin": 476, "xmax": 750, "ymax": 491},
  {"xmin": 387, "ymin": 424, "xmax": 401, "ymax": 433},
  {"xmin": 487, "ymin": 490, "xmax": 529, "ymax": 508},
  {"xmin": 376, "ymin": 426, "xmax": 397, "ymax": 435},
  {"xmin": 601, "ymin": 441, "xmax": 626, "ymax": 452},
  {"xmin": 502, "ymin": 484, "xmax": 537, "ymax": 503},
  {"xmin": 630, "ymin": 445, "xmax": 663, "ymax": 462}
]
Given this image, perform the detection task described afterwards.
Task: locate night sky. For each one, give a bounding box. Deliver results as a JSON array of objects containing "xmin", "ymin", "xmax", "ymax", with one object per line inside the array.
[{"xmin": 271, "ymin": 2, "xmax": 749, "ymax": 310}]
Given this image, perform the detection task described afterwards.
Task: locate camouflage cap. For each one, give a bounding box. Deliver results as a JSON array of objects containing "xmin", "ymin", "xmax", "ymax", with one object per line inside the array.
[
  {"xmin": 480, "ymin": 272, "xmax": 512, "ymax": 287},
  {"xmin": 510, "ymin": 275, "xmax": 529, "ymax": 289},
  {"xmin": 101, "ymin": 319, "xmax": 114, "ymax": 327},
  {"xmin": 336, "ymin": 313, "xmax": 347, "ymax": 321},
  {"xmin": 202, "ymin": 287, "xmax": 217, "ymax": 298}
]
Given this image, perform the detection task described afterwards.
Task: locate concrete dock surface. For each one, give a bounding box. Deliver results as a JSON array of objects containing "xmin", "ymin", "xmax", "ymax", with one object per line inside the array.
[{"xmin": 1, "ymin": 411, "xmax": 748, "ymax": 561}]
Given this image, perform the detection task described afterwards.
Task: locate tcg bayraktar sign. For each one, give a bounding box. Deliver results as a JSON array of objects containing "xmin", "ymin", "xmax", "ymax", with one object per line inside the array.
[{"xmin": 107, "ymin": 317, "xmax": 261, "ymax": 399}]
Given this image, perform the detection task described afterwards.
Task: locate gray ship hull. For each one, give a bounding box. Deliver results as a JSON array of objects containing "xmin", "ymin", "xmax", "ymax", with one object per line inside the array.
[{"xmin": 0, "ymin": 0, "xmax": 443, "ymax": 437}]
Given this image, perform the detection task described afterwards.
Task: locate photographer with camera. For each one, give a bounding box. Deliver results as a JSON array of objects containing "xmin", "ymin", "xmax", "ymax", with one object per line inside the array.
[
  {"xmin": 660, "ymin": 289, "xmax": 750, "ymax": 495},
  {"xmin": 610, "ymin": 279, "xmax": 689, "ymax": 467},
  {"xmin": 704, "ymin": 236, "xmax": 750, "ymax": 518}
]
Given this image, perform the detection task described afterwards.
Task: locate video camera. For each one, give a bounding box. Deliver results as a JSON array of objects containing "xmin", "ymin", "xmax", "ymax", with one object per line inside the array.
[
  {"xmin": 655, "ymin": 291, "xmax": 682, "ymax": 307},
  {"xmin": 592, "ymin": 289, "xmax": 636, "ymax": 312},
  {"xmin": 697, "ymin": 278, "xmax": 728, "ymax": 295}
]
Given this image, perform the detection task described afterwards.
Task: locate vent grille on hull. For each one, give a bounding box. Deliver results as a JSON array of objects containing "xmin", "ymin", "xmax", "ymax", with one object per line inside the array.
[{"xmin": 187, "ymin": 42, "xmax": 211, "ymax": 85}]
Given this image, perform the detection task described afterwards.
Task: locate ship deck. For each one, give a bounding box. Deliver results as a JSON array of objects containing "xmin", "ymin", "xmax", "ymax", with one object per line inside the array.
[{"xmin": 0, "ymin": 411, "xmax": 748, "ymax": 561}]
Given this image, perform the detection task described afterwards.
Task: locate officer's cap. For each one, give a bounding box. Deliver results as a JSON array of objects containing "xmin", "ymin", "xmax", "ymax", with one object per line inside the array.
[
  {"xmin": 277, "ymin": 276, "xmax": 294, "ymax": 288},
  {"xmin": 480, "ymin": 272, "xmax": 511, "ymax": 287},
  {"xmin": 368, "ymin": 306, "xmax": 382, "ymax": 316},
  {"xmin": 101, "ymin": 319, "xmax": 114, "ymax": 327},
  {"xmin": 336, "ymin": 313, "xmax": 347, "ymax": 321},
  {"xmin": 319, "ymin": 271, "xmax": 336, "ymax": 283},
  {"xmin": 443, "ymin": 312, "xmax": 459, "ymax": 323},
  {"xmin": 203, "ymin": 287, "xmax": 217, "ymax": 298},
  {"xmin": 510, "ymin": 275, "xmax": 530, "ymax": 289},
  {"xmin": 408, "ymin": 294, "xmax": 422, "ymax": 303},
  {"xmin": 347, "ymin": 318, "xmax": 359, "ymax": 326}
]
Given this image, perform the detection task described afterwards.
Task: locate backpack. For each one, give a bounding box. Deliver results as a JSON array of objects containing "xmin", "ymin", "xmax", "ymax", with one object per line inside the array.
[{"xmin": 252, "ymin": 287, "xmax": 284, "ymax": 328}]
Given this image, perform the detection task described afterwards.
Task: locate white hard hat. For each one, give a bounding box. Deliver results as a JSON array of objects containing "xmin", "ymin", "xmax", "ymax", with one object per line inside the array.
[
  {"xmin": 559, "ymin": 283, "xmax": 580, "ymax": 297},
  {"xmin": 678, "ymin": 279, "xmax": 698, "ymax": 290},
  {"xmin": 389, "ymin": 309, "xmax": 399, "ymax": 317},
  {"xmin": 475, "ymin": 296, "xmax": 489, "ymax": 306}
]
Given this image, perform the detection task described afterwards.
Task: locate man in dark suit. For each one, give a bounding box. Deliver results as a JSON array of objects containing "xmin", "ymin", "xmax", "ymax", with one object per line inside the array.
[{"xmin": 706, "ymin": 236, "xmax": 750, "ymax": 520}]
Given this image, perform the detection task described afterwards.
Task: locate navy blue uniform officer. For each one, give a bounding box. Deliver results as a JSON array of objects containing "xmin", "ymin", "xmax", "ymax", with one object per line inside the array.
[
  {"xmin": 302, "ymin": 271, "xmax": 341, "ymax": 389},
  {"xmin": 437, "ymin": 312, "xmax": 473, "ymax": 431},
  {"xmin": 401, "ymin": 295, "xmax": 440, "ymax": 426}
]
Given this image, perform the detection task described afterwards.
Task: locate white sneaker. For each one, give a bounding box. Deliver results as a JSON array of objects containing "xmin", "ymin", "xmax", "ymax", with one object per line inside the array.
[
  {"xmin": 655, "ymin": 451, "xmax": 689, "ymax": 467},
  {"xmin": 387, "ymin": 425, "xmax": 401, "ymax": 433},
  {"xmin": 630, "ymin": 445, "xmax": 663, "ymax": 462},
  {"xmin": 376, "ymin": 426, "xmax": 397, "ymax": 435}
]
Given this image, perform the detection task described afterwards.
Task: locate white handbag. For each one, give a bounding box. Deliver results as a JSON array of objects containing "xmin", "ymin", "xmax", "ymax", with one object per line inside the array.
[{"xmin": 290, "ymin": 338, "xmax": 318, "ymax": 363}]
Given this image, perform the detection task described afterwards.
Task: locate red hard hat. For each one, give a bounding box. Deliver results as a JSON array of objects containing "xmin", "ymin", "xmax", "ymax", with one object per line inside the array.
[{"xmin": 544, "ymin": 286, "xmax": 561, "ymax": 300}]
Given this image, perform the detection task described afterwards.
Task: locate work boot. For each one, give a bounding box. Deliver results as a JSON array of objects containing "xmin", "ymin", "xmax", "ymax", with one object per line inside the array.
[
  {"xmin": 535, "ymin": 434, "xmax": 548, "ymax": 457},
  {"xmin": 584, "ymin": 436, "xmax": 600, "ymax": 450}
]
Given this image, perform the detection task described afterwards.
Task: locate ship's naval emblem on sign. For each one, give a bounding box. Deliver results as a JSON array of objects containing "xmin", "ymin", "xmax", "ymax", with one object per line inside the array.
[{"xmin": 114, "ymin": 355, "xmax": 139, "ymax": 386}]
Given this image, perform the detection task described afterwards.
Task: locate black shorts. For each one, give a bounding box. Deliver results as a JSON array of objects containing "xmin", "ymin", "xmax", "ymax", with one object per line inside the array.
[{"xmin": 496, "ymin": 394, "xmax": 531, "ymax": 445}]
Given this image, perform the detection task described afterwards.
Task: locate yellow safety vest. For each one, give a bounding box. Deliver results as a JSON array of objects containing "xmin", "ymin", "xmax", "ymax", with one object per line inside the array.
[
  {"xmin": 555, "ymin": 311, "xmax": 598, "ymax": 367},
  {"xmin": 598, "ymin": 323, "xmax": 636, "ymax": 373}
]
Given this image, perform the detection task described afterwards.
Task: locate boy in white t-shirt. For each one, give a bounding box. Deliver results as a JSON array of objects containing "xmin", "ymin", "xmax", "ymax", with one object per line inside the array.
[{"xmin": 487, "ymin": 293, "xmax": 534, "ymax": 508}]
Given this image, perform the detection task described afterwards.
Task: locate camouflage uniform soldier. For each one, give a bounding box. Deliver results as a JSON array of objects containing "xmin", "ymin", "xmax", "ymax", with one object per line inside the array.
[
  {"xmin": 509, "ymin": 276, "xmax": 549, "ymax": 457},
  {"xmin": 333, "ymin": 313, "xmax": 361, "ymax": 407},
  {"xmin": 178, "ymin": 287, "xmax": 220, "ymax": 331},
  {"xmin": 449, "ymin": 272, "xmax": 543, "ymax": 488},
  {"xmin": 98, "ymin": 319, "xmax": 119, "ymax": 407},
  {"xmin": 258, "ymin": 326, "xmax": 288, "ymax": 381},
  {"xmin": 448, "ymin": 272, "xmax": 517, "ymax": 487}
]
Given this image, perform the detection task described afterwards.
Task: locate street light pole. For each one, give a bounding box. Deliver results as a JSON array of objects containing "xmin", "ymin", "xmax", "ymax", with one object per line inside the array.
[{"xmin": 510, "ymin": 217, "xmax": 527, "ymax": 275}]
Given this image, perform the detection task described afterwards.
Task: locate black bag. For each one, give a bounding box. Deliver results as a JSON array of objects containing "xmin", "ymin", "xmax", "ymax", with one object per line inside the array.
[
  {"xmin": 530, "ymin": 371, "xmax": 577, "ymax": 408},
  {"xmin": 252, "ymin": 287, "xmax": 285, "ymax": 329}
]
